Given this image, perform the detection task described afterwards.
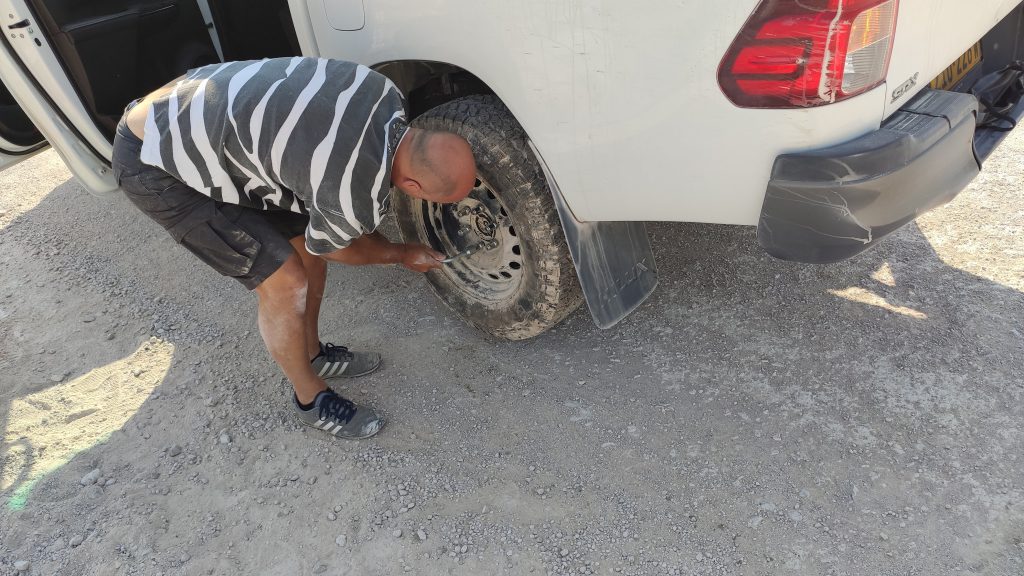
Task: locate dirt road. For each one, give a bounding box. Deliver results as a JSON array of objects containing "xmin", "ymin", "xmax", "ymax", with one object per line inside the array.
[{"xmin": 1, "ymin": 130, "xmax": 1022, "ymax": 575}]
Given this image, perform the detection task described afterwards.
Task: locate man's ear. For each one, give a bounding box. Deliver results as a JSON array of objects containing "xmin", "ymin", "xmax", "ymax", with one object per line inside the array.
[{"xmin": 399, "ymin": 176, "xmax": 424, "ymax": 198}]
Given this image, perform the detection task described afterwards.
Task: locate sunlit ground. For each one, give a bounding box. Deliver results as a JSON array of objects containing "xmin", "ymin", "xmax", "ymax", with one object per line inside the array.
[
  {"xmin": 0, "ymin": 150, "xmax": 68, "ymax": 233},
  {"xmin": 918, "ymin": 216, "xmax": 1024, "ymax": 292},
  {"xmin": 1, "ymin": 339, "xmax": 173, "ymax": 510},
  {"xmin": 915, "ymin": 133, "xmax": 1024, "ymax": 294},
  {"xmin": 829, "ymin": 285, "xmax": 929, "ymax": 320}
]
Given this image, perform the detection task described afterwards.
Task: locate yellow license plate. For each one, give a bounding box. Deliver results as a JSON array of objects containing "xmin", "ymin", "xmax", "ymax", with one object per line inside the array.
[{"xmin": 930, "ymin": 42, "xmax": 983, "ymax": 91}]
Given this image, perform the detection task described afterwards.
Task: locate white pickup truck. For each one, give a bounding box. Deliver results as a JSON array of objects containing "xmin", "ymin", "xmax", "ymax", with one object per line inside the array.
[{"xmin": 1, "ymin": 0, "xmax": 1021, "ymax": 339}]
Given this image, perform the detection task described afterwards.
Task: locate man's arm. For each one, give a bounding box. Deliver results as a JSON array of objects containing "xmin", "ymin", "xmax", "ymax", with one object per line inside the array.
[{"xmin": 316, "ymin": 232, "xmax": 444, "ymax": 272}]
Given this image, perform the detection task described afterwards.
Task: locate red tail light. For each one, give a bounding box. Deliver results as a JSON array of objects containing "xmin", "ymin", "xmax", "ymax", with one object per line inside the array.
[{"xmin": 719, "ymin": 0, "xmax": 899, "ymax": 108}]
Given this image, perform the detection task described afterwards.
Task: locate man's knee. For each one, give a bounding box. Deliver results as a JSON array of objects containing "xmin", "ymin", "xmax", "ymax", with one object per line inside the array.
[{"xmin": 256, "ymin": 256, "xmax": 309, "ymax": 312}]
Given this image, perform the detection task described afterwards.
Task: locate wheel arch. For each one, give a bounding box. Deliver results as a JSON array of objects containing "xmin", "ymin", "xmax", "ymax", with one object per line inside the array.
[
  {"xmin": 372, "ymin": 64, "xmax": 660, "ymax": 330},
  {"xmin": 371, "ymin": 60, "xmax": 495, "ymax": 120}
]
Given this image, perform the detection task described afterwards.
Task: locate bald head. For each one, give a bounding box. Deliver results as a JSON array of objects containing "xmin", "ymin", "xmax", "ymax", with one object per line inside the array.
[{"xmin": 392, "ymin": 128, "xmax": 477, "ymax": 203}]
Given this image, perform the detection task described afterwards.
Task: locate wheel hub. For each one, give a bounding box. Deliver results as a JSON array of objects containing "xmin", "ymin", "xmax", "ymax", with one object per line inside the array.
[
  {"xmin": 474, "ymin": 212, "xmax": 496, "ymax": 237},
  {"xmin": 422, "ymin": 178, "xmax": 525, "ymax": 303}
]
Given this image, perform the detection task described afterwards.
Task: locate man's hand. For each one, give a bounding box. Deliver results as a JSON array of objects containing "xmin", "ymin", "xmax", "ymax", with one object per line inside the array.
[{"xmin": 401, "ymin": 244, "xmax": 445, "ymax": 272}]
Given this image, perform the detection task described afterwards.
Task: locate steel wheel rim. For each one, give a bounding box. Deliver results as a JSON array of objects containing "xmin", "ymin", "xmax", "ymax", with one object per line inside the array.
[{"xmin": 419, "ymin": 177, "xmax": 526, "ymax": 303}]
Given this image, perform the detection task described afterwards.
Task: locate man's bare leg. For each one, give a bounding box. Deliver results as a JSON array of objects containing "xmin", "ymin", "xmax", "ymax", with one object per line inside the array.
[
  {"xmin": 254, "ymin": 252, "xmax": 326, "ymax": 405},
  {"xmin": 289, "ymin": 236, "xmax": 326, "ymax": 360},
  {"xmin": 288, "ymin": 237, "xmax": 384, "ymax": 380}
]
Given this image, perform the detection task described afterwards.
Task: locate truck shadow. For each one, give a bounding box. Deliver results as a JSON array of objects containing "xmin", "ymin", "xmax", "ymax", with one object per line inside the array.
[
  {"xmin": 540, "ymin": 215, "xmax": 1019, "ymax": 416},
  {"xmin": 602, "ymin": 218, "xmax": 1022, "ymax": 364},
  {"xmin": 512, "ymin": 216, "xmax": 1023, "ymax": 455}
]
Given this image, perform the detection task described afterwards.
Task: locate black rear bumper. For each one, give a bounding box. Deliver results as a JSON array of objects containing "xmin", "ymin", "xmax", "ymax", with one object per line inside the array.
[{"xmin": 758, "ymin": 89, "xmax": 983, "ymax": 264}]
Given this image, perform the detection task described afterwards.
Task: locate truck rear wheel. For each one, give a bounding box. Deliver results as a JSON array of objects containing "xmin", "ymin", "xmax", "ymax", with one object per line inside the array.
[{"xmin": 393, "ymin": 95, "xmax": 583, "ymax": 340}]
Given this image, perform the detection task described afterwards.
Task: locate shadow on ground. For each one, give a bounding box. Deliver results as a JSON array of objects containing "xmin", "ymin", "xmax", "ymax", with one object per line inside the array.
[{"xmin": 0, "ymin": 162, "xmax": 1021, "ymax": 575}]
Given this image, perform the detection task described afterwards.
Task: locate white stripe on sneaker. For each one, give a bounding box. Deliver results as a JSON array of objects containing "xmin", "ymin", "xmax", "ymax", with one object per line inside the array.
[
  {"xmin": 317, "ymin": 361, "xmax": 331, "ymax": 378},
  {"xmin": 330, "ymin": 424, "xmax": 344, "ymax": 435},
  {"xmin": 326, "ymin": 361, "xmax": 349, "ymax": 377},
  {"xmin": 320, "ymin": 421, "xmax": 335, "ymax": 430}
]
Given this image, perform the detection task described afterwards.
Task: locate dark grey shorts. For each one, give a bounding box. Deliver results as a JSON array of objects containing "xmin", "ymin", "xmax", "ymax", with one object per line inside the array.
[{"xmin": 111, "ymin": 118, "xmax": 308, "ymax": 290}]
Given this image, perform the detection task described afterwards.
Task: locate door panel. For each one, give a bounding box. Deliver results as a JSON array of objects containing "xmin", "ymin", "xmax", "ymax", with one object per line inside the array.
[
  {"xmin": 207, "ymin": 0, "xmax": 300, "ymax": 60},
  {"xmin": 0, "ymin": 0, "xmax": 132, "ymax": 192},
  {"xmin": 0, "ymin": 0, "xmax": 305, "ymax": 191},
  {"xmin": 25, "ymin": 0, "xmax": 219, "ymax": 139}
]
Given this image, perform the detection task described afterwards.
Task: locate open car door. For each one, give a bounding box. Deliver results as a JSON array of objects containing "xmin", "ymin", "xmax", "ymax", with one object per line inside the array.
[
  {"xmin": 0, "ymin": 0, "xmax": 220, "ymax": 194},
  {"xmin": 0, "ymin": 79, "xmax": 45, "ymax": 169}
]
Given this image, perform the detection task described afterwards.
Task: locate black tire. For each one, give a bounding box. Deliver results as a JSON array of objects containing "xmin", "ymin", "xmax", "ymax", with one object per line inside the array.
[{"xmin": 394, "ymin": 95, "xmax": 583, "ymax": 340}]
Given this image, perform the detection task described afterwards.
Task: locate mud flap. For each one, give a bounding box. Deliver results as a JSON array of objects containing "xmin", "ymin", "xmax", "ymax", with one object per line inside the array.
[{"xmin": 528, "ymin": 142, "xmax": 658, "ymax": 329}]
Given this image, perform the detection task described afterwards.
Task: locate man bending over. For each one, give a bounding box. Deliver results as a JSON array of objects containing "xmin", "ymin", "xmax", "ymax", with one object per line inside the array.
[{"xmin": 112, "ymin": 57, "xmax": 477, "ymax": 439}]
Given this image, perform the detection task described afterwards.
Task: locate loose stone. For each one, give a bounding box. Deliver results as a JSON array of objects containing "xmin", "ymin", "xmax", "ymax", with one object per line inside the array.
[{"xmin": 80, "ymin": 469, "xmax": 101, "ymax": 486}]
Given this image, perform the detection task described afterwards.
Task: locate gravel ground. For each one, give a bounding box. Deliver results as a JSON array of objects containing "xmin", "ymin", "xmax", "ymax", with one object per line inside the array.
[{"xmin": 0, "ymin": 128, "xmax": 1021, "ymax": 576}]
